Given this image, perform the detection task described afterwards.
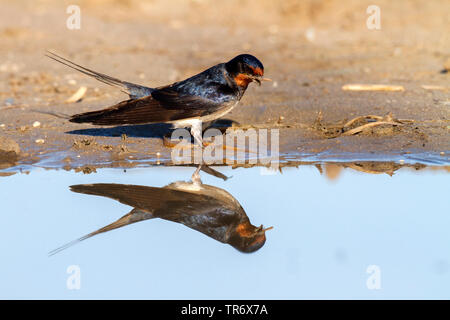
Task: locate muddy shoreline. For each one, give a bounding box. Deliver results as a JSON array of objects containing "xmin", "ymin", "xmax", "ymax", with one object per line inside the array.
[{"xmin": 0, "ymin": 0, "xmax": 449, "ymax": 175}]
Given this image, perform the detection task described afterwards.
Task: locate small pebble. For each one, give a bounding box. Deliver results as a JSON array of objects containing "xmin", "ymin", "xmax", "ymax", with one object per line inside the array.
[
  {"xmin": 272, "ymin": 81, "xmax": 278, "ymax": 88},
  {"xmin": 4, "ymin": 98, "xmax": 14, "ymax": 106},
  {"xmin": 32, "ymin": 121, "xmax": 41, "ymax": 128},
  {"xmin": 68, "ymin": 79, "xmax": 77, "ymax": 85},
  {"xmin": 399, "ymin": 159, "xmax": 405, "ymax": 164},
  {"xmin": 305, "ymin": 27, "xmax": 315, "ymax": 42},
  {"xmin": 35, "ymin": 139, "xmax": 45, "ymax": 144},
  {"xmin": 440, "ymin": 152, "xmax": 445, "ymax": 156},
  {"xmin": 0, "ymin": 124, "xmax": 5, "ymax": 128},
  {"xmin": 66, "ymin": 86, "xmax": 87, "ymax": 103}
]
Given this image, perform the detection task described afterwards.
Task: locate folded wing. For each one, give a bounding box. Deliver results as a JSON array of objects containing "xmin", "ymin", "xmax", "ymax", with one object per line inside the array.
[{"xmin": 69, "ymin": 86, "xmax": 227, "ymax": 125}]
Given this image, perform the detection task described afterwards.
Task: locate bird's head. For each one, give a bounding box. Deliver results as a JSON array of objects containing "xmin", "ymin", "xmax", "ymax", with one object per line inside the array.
[
  {"xmin": 225, "ymin": 54, "xmax": 270, "ymax": 88},
  {"xmin": 229, "ymin": 221, "xmax": 273, "ymax": 253}
]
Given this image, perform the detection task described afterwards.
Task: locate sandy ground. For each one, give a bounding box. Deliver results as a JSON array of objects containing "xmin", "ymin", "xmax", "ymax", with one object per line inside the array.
[{"xmin": 0, "ymin": 0, "xmax": 449, "ymax": 174}]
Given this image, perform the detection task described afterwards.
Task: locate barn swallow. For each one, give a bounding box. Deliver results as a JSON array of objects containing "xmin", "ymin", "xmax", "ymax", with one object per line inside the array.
[
  {"xmin": 49, "ymin": 166, "xmax": 272, "ymax": 255},
  {"xmin": 46, "ymin": 52, "xmax": 270, "ymax": 146}
]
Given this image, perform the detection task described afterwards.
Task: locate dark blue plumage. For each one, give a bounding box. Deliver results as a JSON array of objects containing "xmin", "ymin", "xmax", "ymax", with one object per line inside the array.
[{"xmin": 46, "ymin": 52, "xmax": 266, "ymax": 126}]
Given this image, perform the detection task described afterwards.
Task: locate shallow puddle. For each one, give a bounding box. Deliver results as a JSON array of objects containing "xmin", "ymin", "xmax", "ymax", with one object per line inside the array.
[{"xmin": 1, "ymin": 163, "xmax": 449, "ymax": 298}]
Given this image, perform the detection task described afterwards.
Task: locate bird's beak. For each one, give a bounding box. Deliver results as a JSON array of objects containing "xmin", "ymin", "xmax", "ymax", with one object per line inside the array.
[
  {"xmin": 251, "ymin": 76, "xmax": 272, "ymax": 86},
  {"xmin": 258, "ymin": 225, "xmax": 274, "ymax": 232}
]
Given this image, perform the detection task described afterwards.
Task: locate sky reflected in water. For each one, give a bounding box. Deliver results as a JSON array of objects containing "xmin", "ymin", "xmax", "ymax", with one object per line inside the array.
[{"xmin": 0, "ymin": 164, "xmax": 449, "ymax": 299}]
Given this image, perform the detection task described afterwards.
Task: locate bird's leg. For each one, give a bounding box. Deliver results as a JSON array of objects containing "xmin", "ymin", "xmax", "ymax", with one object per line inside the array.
[
  {"xmin": 191, "ymin": 164, "xmax": 203, "ymax": 186},
  {"xmin": 190, "ymin": 119, "xmax": 203, "ymax": 164},
  {"xmin": 190, "ymin": 119, "xmax": 203, "ymax": 147}
]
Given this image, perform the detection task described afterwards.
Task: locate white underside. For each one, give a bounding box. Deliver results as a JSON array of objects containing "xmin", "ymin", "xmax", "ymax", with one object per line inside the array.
[
  {"xmin": 171, "ymin": 101, "xmax": 239, "ymax": 145},
  {"xmin": 172, "ymin": 100, "xmax": 239, "ymax": 128}
]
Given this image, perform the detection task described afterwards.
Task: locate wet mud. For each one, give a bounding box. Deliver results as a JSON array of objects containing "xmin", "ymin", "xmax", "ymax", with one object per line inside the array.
[{"xmin": 0, "ymin": 0, "xmax": 449, "ymax": 175}]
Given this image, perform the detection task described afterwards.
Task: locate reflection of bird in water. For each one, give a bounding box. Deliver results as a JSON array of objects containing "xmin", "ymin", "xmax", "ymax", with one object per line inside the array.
[{"xmin": 49, "ymin": 166, "xmax": 272, "ymax": 255}]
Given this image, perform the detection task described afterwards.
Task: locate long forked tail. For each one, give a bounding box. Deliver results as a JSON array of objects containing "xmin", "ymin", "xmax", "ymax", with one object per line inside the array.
[
  {"xmin": 48, "ymin": 208, "xmax": 154, "ymax": 256},
  {"xmin": 30, "ymin": 109, "xmax": 71, "ymax": 119},
  {"xmin": 45, "ymin": 51, "xmax": 154, "ymax": 99}
]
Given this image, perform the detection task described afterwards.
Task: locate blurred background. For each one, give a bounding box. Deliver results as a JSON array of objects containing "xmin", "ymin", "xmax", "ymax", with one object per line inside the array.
[{"xmin": 1, "ymin": 0, "xmax": 448, "ymax": 90}]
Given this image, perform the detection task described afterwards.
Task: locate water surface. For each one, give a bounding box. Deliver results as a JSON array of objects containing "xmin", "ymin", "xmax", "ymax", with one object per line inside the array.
[{"xmin": 1, "ymin": 163, "xmax": 449, "ymax": 299}]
